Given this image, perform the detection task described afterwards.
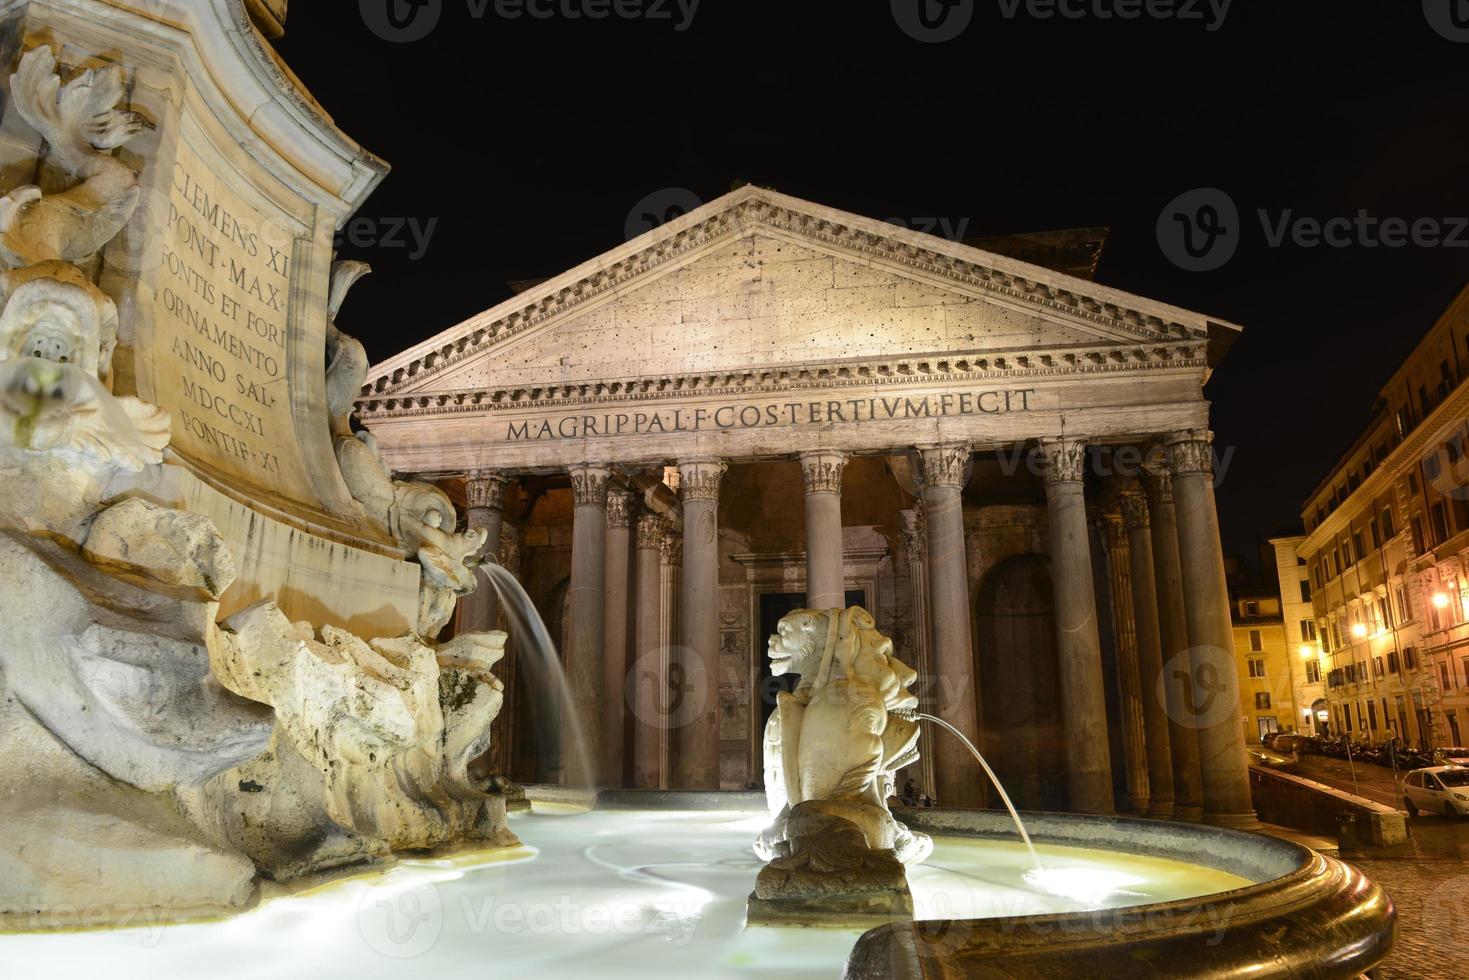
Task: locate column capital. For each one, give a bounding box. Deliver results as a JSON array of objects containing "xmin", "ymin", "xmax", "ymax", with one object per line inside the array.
[
  {"xmin": 1121, "ymin": 489, "xmax": 1151, "ymax": 530},
  {"xmin": 1037, "ymin": 436, "xmax": 1089, "ymax": 488},
  {"xmin": 678, "ymin": 459, "xmax": 727, "ymax": 502},
  {"xmin": 1103, "ymin": 513, "xmax": 1129, "ymax": 549},
  {"xmin": 900, "ymin": 507, "xmax": 926, "ymax": 564},
  {"xmin": 799, "ymin": 450, "xmax": 849, "ymax": 495},
  {"xmin": 914, "ymin": 443, "xmax": 971, "ymax": 490},
  {"xmin": 660, "ymin": 531, "xmax": 683, "ymax": 566},
  {"xmin": 1141, "ymin": 463, "xmax": 1174, "ymax": 505},
  {"xmin": 569, "ymin": 464, "xmax": 613, "ymax": 507},
  {"xmin": 607, "ymin": 488, "xmax": 637, "ymax": 528},
  {"xmin": 465, "ymin": 470, "xmax": 511, "ymax": 511},
  {"xmin": 1165, "ymin": 429, "xmax": 1215, "ymax": 478},
  {"xmin": 636, "ymin": 512, "xmax": 666, "ymax": 550}
]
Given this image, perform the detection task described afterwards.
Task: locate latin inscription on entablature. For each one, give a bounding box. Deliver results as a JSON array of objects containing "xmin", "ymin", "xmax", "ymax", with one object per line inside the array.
[{"xmin": 507, "ymin": 388, "xmax": 1036, "ymax": 443}]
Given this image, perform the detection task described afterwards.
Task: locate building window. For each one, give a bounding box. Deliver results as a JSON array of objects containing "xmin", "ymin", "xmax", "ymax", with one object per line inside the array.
[
  {"xmin": 1255, "ymin": 692, "xmax": 1272, "ymax": 710},
  {"xmin": 1245, "ymin": 600, "xmax": 1259, "ymax": 617},
  {"xmin": 1300, "ymin": 579, "xmax": 1312, "ymax": 602},
  {"xmin": 1374, "ymin": 656, "xmax": 1385, "ymax": 678},
  {"xmin": 1388, "ymin": 651, "xmax": 1399, "ymax": 674},
  {"xmin": 1368, "ymin": 700, "xmax": 1378, "ymax": 731},
  {"xmin": 1396, "ymin": 585, "xmax": 1410, "ymax": 623},
  {"xmin": 1441, "ymin": 662, "xmax": 1453, "ymax": 691},
  {"xmin": 1370, "ymin": 518, "xmax": 1382, "ymax": 550},
  {"xmin": 1412, "ymin": 516, "xmax": 1427, "ymax": 554},
  {"xmin": 1431, "ymin": 503, "xmax": 1449, "ymax": 546},
  {"xmin": 1382, "ymin": 507, "xmax": 1396, "ymax": 539},
  {"xmin": 1248, "ymin": 657, "xmax": 1267, "ymax": 679},
  {"xmin": 1405, "ymin": 645, "xmax": 1418, "ymax": 670},
  {"xmin": 1353, "ymin": 530, "xmax": 1367, "ymax": 561},
  {"xmin": 1306, "ymin": 661, "xmax": 1321, "ymax": 683},
  {"xmin": 1300, "ymin": 620, "xmax": 1315, "ymax": 642},
  {"xmin": 1249, "ymin": 629, "xmax": 1263, "ymax": 652}
]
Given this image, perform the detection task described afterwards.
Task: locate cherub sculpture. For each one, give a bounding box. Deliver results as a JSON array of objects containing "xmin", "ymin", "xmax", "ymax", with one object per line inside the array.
[{"xmin": 751, "ymin": 606, "xmax": 931, "ymax": 922}]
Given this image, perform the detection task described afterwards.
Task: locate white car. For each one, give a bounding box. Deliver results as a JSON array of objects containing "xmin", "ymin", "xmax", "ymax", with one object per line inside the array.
[{"xmin": 1403, "ymin": 766, "xmax": 1469, "ymax": 817}]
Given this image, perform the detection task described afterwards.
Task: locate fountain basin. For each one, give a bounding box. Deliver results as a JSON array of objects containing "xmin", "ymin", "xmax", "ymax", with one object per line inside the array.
[
  {"xmin": 847, "ymin": 807, "xmax": 1396, "ymax": 979},
  {"xmin": 0, "ymin": 793, "xmax": 1393, "ymax": 979}
]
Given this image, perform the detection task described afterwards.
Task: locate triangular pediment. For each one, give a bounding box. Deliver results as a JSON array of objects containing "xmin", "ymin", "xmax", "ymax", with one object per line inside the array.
[{"xmin": 364, "ymin": 187, "xmax": 1239, "ymax": 399}]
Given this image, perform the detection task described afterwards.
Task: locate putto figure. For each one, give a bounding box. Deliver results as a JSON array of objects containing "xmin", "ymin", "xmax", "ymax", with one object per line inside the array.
[{"xmin": 750, "ymin": 606, "xmax": 931, "ymax": 925}]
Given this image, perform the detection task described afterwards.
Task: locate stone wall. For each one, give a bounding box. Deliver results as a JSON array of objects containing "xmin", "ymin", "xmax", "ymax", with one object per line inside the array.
[{"xmin": 1249, "ymin": 766, "xmax": 1407, "ymax": 846}]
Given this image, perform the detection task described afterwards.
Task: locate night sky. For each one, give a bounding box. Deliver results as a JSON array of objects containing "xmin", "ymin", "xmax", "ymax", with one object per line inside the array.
[{"xmin": 277, "ymin": 1, "xmax": 1469, "ymax": 563}]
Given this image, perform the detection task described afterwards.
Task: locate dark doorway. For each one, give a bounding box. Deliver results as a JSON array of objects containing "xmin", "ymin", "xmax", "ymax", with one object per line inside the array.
[
  {"xmin": 976, "ymin": 555, "xmax": 1066, "ymax": 811},
  {"xmin": 754, "ymin": 590, "xmax": 866, "ymax": 786}
]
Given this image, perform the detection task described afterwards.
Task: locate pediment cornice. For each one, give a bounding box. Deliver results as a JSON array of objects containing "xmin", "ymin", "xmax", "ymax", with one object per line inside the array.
[
  {"xmin": 363, "ymin": 188, "xmax": 1239, "ymax": 398},
  {"xmin": 358, "ymin": 341, "xmax": 1207, "ymax": 422}
]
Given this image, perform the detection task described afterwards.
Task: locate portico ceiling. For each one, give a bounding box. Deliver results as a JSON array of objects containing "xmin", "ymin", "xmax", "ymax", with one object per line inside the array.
[{"xmin": 359, "ymin": 187, "xmax": 1241, "ymax": 475}]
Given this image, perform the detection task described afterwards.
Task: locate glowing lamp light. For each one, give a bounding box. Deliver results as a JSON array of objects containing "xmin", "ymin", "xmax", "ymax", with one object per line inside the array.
[
  {"xmin": 1433, "ymin": 592, "xmax": 1453, "ymax": 610},
  {"xmin": 1299, "ymin": 644, "xmax": 1317, "ymax": 659},
  {"xmin": 1351, "ymin": 623, "xmax": 1368, "ymax": 639}
]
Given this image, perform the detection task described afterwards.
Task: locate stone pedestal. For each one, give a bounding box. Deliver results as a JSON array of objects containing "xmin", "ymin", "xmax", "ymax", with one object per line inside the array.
[
  {"xmin": 1167, "ymin": 431, "xmax": 1259, "ymax": 830},
  {"xmin": 674, "ymin": 460, "xmax": 726, "ymax": 790},
  {"xmin": 1144, "ymin": 465, "xmax": 1205, "ymax": 822},
  {"xmin": 1038, "ymin": 438, "xmax": 1115, "ymax": 816},
  {"xmin": 800, "ymin": 450, "xmax": 849, "ymax": 611},
  {"xmin": 567, "ymin": 465, "xmax": 611, "ymax": 786},
  {"xmin": 1122, "ymin": 490, "xmax": 1177, "ymax": 820},
  {"xmin": 916, "ymin": 444, "xmax": 984, "ymax": 808}
]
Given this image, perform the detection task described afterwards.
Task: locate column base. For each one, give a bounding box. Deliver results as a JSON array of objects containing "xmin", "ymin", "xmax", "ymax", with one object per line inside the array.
[
  {"xmin": 1203, "ymin": 811, "xmax": 1264, "ymax": 832},
  {"xmin": 1171, "ymin": 805, "xmax": 1203, "ymax": 823},
  {"xmin": 1146, "ymin": 800, "xmax": 1175, "ymax": 820}
]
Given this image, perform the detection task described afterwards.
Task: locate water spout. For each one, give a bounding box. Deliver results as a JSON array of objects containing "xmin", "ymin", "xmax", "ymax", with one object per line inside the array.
[
  {"xmin": 476, "ymin": 562, "xmax": 596, "ymax": 788},
  {"xmin": 906, "ymin": 710, "xmax": 1041, "ymax": 870}
]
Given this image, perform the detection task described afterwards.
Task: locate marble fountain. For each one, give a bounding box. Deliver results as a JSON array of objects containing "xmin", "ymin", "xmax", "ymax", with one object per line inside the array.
[{"xmin": 0, "ymin": 2, "xmax": 1393, "ymax": 976}]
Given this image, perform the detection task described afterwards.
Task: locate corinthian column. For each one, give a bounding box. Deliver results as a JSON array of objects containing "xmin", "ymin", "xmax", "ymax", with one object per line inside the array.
[
  {"xmin": 1038, "ymin": 437, "xmax": 1115, "ymax": 816},
  {"xmin": 1143, "ymin": 463, "xmax": 1204, "ymax": 821},
  {"xmin": 800, "ymin": 450, "xmax": 849, "ymax": 611},
  {"xmin": 601, "ymin": 486, "xmax": 636, "ymax": 787},
  {"xmin": 566, "ymin": 464, "xmax": 611, "ymax": 786},
  {"xmin": 1121, "ymin": 489, "xmax": 1176, "ymax": 819},
  {"xmin": 1167, "ymin": 430, "xmax": 1259, "ymax": 829},
  {"xmin": 1104, "ymin": 513, "xmax": 1150, "ymax": 815},
  {"xmin": 674, "ymin": 459, "xmax": 726, "ymax": 789},
  {"xmin": 456, "ymin": 471, "xmax": 510, "ymax": 635},
  {"xmin": 633, "ymin": 512, "xmax": 667, "ymax": 789},
  {"xmin": 916, "ymin": 443, "xmax": 984, "ymax": 808}
]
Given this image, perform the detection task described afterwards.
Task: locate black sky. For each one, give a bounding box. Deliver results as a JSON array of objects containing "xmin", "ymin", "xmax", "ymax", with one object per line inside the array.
[{"xmin": 277, "ymin": 1, "xmax": 1469, "ymax": 562}]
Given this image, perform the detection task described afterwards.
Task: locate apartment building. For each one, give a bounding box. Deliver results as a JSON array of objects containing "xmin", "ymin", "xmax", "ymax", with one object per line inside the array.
[{"xmin": 1294, "ymin": 282, "xmax": 1469, "ymax": 749}]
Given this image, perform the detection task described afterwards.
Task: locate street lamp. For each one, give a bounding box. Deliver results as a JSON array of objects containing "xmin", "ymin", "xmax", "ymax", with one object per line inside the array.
[
  {"xmin": 1351, "ymin": 623, "xmax": 1368, "ymax": 639},
  {"xmin": 1432, "ymin": 591, "xmax": 1452, "ymax": 609}
]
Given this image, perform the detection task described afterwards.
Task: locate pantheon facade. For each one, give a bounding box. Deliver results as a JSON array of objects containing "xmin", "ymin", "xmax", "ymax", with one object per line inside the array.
[{"xmin": 360, "ymin": 187, "xmax": 1258, "ymax": 828}]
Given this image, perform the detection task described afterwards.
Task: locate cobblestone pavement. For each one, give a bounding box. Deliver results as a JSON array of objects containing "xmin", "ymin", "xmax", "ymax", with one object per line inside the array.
[{"xmin": 1289, "ymin": 755, "xmax": 1469, "ymax": 979}]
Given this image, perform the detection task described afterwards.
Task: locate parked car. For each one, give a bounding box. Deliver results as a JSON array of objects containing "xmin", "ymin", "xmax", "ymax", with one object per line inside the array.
[
  {"xmin": 1402, "ymin": 766, "xmax": 1469, "ymax": 817},
  {"xmin": 1434, "ymin": 746, "xmax": 1469, "ymax": 767}
]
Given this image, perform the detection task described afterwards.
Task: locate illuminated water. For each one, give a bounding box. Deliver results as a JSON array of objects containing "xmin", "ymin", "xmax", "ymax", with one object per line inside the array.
[{"xmin": 0, "ymin": 807, "xmax": 1253, "ymax": 980}]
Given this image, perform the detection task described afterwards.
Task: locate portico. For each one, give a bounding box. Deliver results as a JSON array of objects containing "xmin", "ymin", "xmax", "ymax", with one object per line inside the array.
[{"xmin": 361, "ymin": 186, "xmax": 1255, "ymax": 825}]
